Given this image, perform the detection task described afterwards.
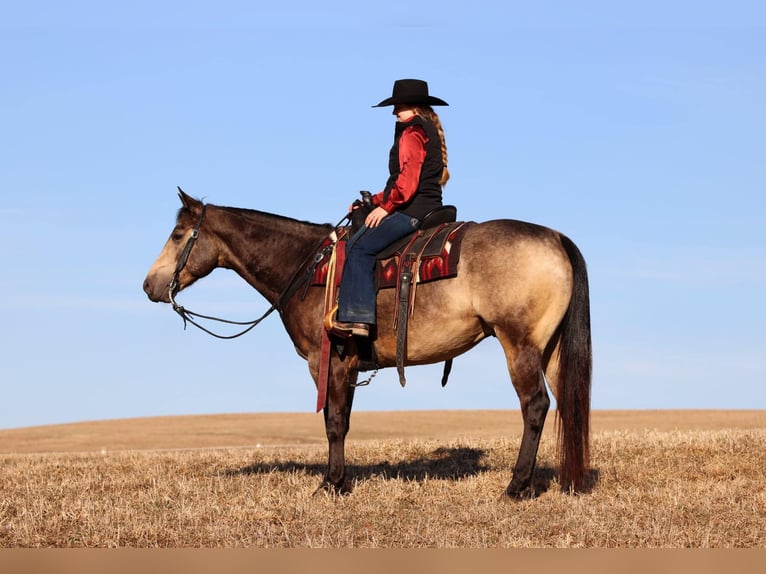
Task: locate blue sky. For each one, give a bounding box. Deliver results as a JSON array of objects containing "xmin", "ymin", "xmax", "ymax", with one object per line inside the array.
[{"xmin": 2, "ymin": 2, "xmax": 764, "ymax": 429}]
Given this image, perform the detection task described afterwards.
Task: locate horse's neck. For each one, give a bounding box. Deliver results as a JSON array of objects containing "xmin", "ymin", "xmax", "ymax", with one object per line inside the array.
[{"xmin": 210, "ymin": 206, "xmax": 329, "ymax": 304}]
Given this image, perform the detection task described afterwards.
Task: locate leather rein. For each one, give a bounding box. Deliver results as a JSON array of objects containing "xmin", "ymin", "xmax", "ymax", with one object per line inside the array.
[{"xmin": 167, "ymin": 202, "xmax": 349, "ymax": 339}]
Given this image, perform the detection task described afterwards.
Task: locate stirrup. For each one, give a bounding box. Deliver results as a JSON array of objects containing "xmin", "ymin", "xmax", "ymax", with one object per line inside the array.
[{"xmin": 331, "ymin": 321, "xmax": 370, "ymax": 338}]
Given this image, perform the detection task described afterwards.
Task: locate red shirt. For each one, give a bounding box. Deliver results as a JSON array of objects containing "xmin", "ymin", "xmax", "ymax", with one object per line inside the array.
[{"xmin": 372, "ymin": 122, "xmax": 428, "ymax": 213}]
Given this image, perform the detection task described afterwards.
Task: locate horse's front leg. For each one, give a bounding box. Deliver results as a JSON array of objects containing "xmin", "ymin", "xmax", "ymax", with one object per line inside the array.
[{"xmin": 315, "ymin": 350, "xmax": 358, "ymax": 495}]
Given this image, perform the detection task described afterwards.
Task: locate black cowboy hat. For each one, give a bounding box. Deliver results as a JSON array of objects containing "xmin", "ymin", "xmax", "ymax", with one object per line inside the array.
[{"xmin": 373, "ymin": 79, "xmax": 449, "ymax": 107}]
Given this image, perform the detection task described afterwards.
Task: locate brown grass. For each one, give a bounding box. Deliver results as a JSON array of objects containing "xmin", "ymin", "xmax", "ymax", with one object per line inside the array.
[{"xmin": 0, "ymin": 410, "xmax": 764, "ymax": 547}]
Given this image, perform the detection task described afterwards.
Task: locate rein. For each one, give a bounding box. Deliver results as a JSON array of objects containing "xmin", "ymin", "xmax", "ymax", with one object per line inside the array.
[{"xmin": 167, "ymin": 202, "xmax": 350, "ymax": 340}]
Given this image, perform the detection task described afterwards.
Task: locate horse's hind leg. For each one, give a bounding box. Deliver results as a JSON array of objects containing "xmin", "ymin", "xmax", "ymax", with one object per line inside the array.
[{"xmin": 500, "ymin": 339, "xmax": 550, "ymax": 499}]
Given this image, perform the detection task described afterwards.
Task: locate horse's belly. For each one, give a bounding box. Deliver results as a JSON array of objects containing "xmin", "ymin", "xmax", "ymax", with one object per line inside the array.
[{"xmin": 372, "ymin": 283, "xmax": 486, "ymax": 366}]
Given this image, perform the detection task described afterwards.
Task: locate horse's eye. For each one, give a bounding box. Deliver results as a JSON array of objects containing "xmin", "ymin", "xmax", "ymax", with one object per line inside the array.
[{"xmin": 172, "ymin": 231, "xmax": 184, "ymax": 242}]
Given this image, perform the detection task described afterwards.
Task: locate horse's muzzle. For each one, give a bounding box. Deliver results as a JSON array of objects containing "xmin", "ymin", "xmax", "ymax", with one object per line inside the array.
[{"xmin": 142, "ymin": 275, "xmax": 170, "ymax": 303}]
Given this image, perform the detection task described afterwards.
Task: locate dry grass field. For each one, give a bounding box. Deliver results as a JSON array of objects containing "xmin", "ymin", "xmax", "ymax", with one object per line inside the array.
[{"xmin": 0, "ymin": 410, "xmax": 764, "ymax": 548}]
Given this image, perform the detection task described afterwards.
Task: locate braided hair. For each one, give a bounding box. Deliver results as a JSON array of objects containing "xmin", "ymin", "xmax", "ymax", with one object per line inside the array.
[{"xmin": 414, "ymin": 106, "xmax": 450, "ymax": 186}]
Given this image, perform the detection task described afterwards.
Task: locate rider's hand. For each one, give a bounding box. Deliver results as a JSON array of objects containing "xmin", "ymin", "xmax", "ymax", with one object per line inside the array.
[{"xmin": 365, "ymin": 206, "xmax": 389, "ymax": 228}]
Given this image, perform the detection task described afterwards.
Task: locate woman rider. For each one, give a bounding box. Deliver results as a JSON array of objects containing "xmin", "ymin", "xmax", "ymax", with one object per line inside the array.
[{"xmin": 332, "ymin": 79, "xmax": 450, "ymax": 337}]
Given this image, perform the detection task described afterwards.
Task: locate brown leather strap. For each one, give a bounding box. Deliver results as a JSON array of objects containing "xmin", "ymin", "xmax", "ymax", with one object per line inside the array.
[
  {"xmin": 395, "ymin": 256, "xmax": 415, "ymax": 387},
  {"xmin": 316, "ymin": 330, "xmax": 332, "ymax": 412},
  {"xmin": 317, "ymin": 237, "xmax": 346, "ymax": 412},
  {"xmin": 392, "ymin": 231, "xmax": 422, "ymax": 330}
]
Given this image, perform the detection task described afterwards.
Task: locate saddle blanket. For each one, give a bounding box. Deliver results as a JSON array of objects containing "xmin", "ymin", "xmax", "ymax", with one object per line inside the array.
[{"xmin": 311, "ymin": 221, "xmax": 472, "ymax": 290}]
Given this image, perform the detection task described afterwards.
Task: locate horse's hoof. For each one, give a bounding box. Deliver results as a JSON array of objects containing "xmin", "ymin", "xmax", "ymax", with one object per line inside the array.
[
  {"xmin": 313, "ymin": 479, "xmax": 352, "ymax": 497},
  {"xmin": 501, "ymin": 487, "xmax": 536, "ymax": 501}
]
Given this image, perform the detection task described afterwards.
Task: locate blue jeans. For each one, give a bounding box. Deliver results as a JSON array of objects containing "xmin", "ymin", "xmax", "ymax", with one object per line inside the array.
[{"xmin": 337, "ymin": 211, "xmax": 420, "ymax": 324}]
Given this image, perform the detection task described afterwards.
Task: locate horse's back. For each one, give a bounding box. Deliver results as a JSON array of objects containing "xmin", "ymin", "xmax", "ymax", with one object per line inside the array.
[
  {"xmin": 459, "ymin": 219, "xmax": 573, "ymax": 285},
  {"xmin": 464, "ymin": 218, "xmax": 566, "ymax": 250}
]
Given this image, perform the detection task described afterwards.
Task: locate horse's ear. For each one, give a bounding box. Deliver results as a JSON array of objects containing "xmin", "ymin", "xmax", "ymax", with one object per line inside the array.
[
  {"xmin": 177, "ymin": 186, "xmax": 200, "ymax": 210},
  {"xmin": 177, "ymin": 186, "xmax": 204, "ymax": 216}
]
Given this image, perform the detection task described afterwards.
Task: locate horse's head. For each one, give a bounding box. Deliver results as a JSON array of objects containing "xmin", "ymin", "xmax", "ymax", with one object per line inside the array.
[{"xmin": 143, "ymin": 188, "xmax": 219, "ymax": 303}]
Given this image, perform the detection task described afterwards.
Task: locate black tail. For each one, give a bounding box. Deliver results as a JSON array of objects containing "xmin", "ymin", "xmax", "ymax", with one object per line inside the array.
[{"xmin": 555, "ymin": 234, "xmax": 592, "ymax": 492}]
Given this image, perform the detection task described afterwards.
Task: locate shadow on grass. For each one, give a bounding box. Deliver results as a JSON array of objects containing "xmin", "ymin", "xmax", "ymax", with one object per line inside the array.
[
  {"xmin": 227, "ymin": 446, "xmax": 489, "ymax": 483},
  {"xmin": 225, "ymin": 446, "xmax": 598, "ymax": 494}
]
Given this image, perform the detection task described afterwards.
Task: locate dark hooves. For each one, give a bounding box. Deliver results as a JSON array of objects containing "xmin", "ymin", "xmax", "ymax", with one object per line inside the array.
[
  {"xmin": 501, "ymin": 487, "xmax": 538, "ymax": 501},
  {"xmin": 313, "ymin": 479, "xmax": 353, "ymax": 497}
]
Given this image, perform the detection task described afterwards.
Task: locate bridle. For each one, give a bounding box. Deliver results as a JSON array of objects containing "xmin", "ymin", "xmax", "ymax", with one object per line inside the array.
[
  {"xmin": 166, "ymin": 202, "xmax": 349, "ymax": 340},
  {"xmin": 167, "ymin": 203, "xmax": 275, "ymax": 339},
  {"xmin": 167, "ymin": 204, "xmax": 206, "ymax": 306}
]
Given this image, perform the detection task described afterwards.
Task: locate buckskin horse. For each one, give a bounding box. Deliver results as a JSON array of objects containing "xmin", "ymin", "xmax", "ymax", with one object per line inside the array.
[{"xmin": 143, "ymin": 189, "xmax": 592, "ymax": 498}]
